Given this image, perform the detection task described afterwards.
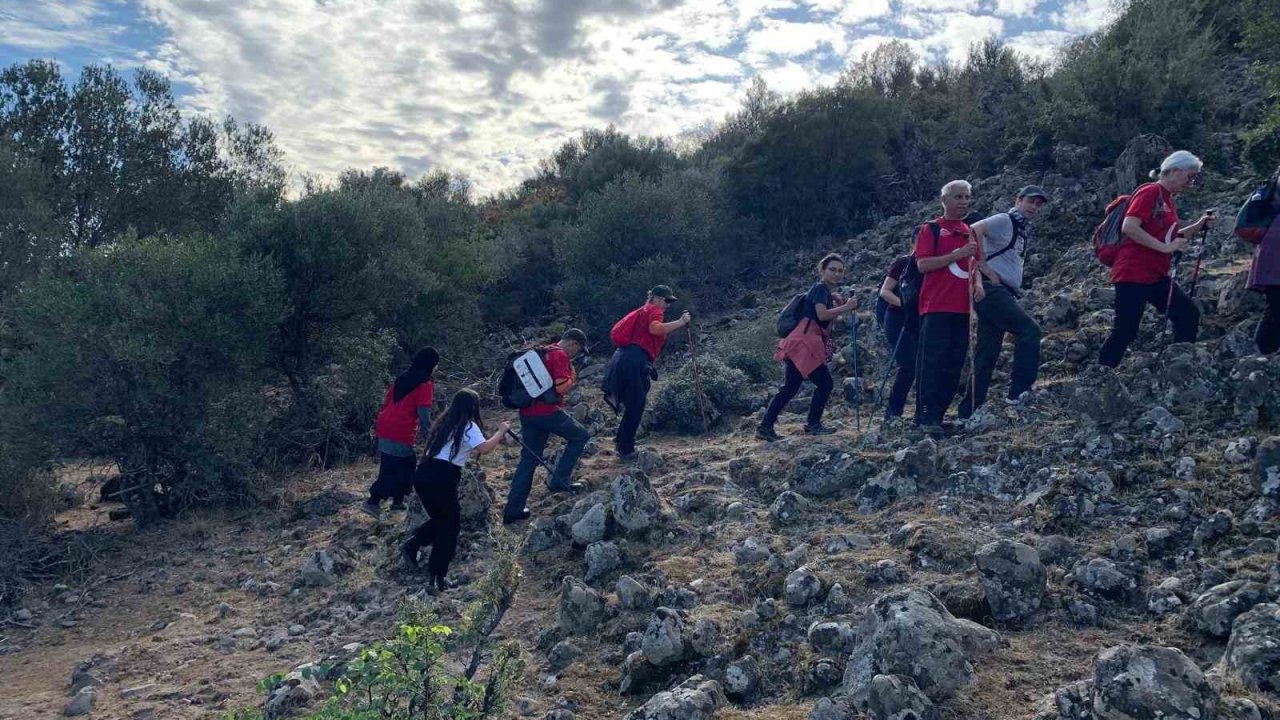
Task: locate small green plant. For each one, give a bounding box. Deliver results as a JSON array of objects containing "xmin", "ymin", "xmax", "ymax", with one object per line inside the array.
[{"xmin": 650, "ymin": 355, "xmax": 754, "ymax": 434}]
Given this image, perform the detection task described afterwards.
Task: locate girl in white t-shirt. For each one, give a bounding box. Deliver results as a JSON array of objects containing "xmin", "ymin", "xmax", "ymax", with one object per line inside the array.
[{"xmin": 401, "ymin": 388, "xmax": 508, "ymax": 593}]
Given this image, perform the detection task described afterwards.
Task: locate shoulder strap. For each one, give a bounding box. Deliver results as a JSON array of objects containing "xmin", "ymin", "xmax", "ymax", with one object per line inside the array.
[
  {"xmin": 985, "ymin": 213, "xmax": 1021, "ymax": 262},
  {"xmin": 927, "ymin": 221, "xmax": 941, "ymax": 251}
]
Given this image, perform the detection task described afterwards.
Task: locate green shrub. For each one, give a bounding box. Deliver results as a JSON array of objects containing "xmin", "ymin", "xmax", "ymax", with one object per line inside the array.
[
  {"xmin": 650, "ymin": 356, "xmax": 754, "ymax": 434},
  {"xmin": 1, "ymin": 234, "xmax": 283, "ymax": 525}
]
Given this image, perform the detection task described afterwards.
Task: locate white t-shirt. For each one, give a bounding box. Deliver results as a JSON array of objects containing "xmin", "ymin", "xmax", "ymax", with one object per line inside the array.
[{"xmin": 432, "ymin": 422, "xmax": 487, "ymax": 467}]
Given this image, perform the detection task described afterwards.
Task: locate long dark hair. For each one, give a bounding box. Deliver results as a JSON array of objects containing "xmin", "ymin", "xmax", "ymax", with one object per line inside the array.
[
  {"xmin": 393, "ymin": 347, "xmax": 439, "ymax": 403},
  {"xmin": 426, "ymin": 388, "xmax": 485, "ymax": 460}
]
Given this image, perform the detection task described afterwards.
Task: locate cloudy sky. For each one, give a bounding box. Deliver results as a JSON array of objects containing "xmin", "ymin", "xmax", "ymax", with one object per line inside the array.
[{"xmin": 1, "ymin": 0, "xmax": 1115, "ymax": 195}]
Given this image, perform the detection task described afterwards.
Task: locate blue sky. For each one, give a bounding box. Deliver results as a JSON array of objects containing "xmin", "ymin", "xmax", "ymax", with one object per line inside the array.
[{"xmin": 1, "ymin": 0, "xmax": 1115, "ymax": 195}]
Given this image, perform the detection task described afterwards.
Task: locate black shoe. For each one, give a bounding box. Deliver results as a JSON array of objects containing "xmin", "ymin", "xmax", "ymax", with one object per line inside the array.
[
  {"xmin": 804, "ymin": 423, "xmax": 835, "ymax": 435},
  {"xmin": 502, "ymin": 509, "xmax": 531, "ymax": 525},
  {"xmin": 549, "ymin": 482, "xmax": 584, "ymax": 495},
  {"xmin": 400, "ymin": 541, "xmax": 419, "ymax": 569},
  {"xmin": 617, "ymin": 449, "xmax": 636, "ymax": 462},
  {"xmin": 389, "ymin": 500, "xmax": 407, "ymax": 512},
  {"xmin": 756, "ymin": 426, "xmax": 780, "ymax": 442}
]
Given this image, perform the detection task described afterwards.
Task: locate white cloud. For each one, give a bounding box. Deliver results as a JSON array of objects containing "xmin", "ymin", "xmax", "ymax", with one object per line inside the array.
[
  {"xmin": 744, "ymin": 18, "xmax": 847, "ymax": 64},
  {"xmin": 918, "ymin": 13, "xmax": 1004, "ymax": 63},
  {"xmin": 899, "ymin": 0, "xmax": 981, "ymax": 11},
  {"xmin": 0, "ymin": 0, "xmax": 121, "ymax": 52},
  {"xmin": 804, "ymin": 0, "xmax": 892, "ymax": 23},
  {"xmin": 1056, "ymin": 0, "xmax": 1117, "ymax": 34},
  {"xmin": 992, "ymin": 0, "xmax": 1041, "ymax": 17},
  {"xmin": 1005, "ymin": 29, "xmax": 1075, "ymax": 61}
]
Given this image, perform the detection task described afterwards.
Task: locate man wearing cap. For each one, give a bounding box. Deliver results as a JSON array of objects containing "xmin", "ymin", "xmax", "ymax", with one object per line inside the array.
[
  {"xmin": 606, "ymin": 286, "xmax": 691, "ymax": 459},
  {"xmin": 502, "ymin": 328, "xmax": 590, "ymax": 525},
  {"xmin": 958, "ymin": 185, "xmax": 1049, "ymax": 418}
]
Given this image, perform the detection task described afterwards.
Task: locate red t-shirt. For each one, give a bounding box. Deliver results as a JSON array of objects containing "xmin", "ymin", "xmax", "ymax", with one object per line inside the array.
[
  {"xmin": 916, "ymin": 217, "xmax": 978, "ymax": 315},
  {"xmin": 374, "ymin": 381, "xmax": 434, "ymax": 445},
  {"xmin": 521, "ymin": 344, "xmax": 575, "ymax": 417},
  {"xmin": 615, "ymin": 304, "xmax": 667, "ymax": 361},
  {"xmin": 1111, "ymin": 183, "xmax": 1179, "ymax": 284}
]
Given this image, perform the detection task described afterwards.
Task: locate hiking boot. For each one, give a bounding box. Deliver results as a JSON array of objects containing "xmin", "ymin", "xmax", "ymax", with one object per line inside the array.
[
  {"xmin": 549, "ymin": 482, "xmax": 584, "ymax": 495},
  {"xmin": 617, "ymin": 449, "xmax": 636, "ymax": 462},
  {"xmin": 803, "ymin": 423, "xmax": 836, "ymax": 435},
  {"xmin": 1005, "ymin": 390, "xmax": 1032, "ymax": 406},
  {"xmin": 919, "ymin": 423, "xmax": 946, "ymax": 439},
  {"xmin": 502, "ymin": 509, "xmax": 531, "ymax": 526},
  {"xmin": 756, "ymin": 426, "xmax": 780, "ymax": 442},
  {"xmin": 359, "ymin": 500, "xmax": 382, "ymax": 519}
]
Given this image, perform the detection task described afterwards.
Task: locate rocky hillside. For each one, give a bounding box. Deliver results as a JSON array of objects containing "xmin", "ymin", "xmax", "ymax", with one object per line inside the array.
[{"xmin": 4, "ymin": 133, "xmax": 1280, "ymax": 720}]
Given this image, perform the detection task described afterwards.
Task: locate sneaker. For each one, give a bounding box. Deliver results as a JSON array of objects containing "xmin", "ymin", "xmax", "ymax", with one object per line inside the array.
[
  {"xmin": 755, "ymin": 426, "xmax": 780, "ymax": 442},
  {"xmin": 803, "ymin": 423, "xmax": 835, "ymax": 435},
  {"xmin": 359, "ymin": 501, "xmax": 382, "ymax": 519},
  {"xmin": 502, "ymin": 509, "xmax": 532, "ymax": 526},
  {"xmin": 1005, "ymin": 390, "xmax": 1032, "ymax": 406},
  {"xmin": 549, "ymin": 482, "xmax": 584, "ymax": 495}
]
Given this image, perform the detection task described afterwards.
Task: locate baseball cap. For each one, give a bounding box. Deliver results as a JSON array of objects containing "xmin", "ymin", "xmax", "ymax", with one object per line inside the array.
[
  {"xmin": 1018, "ymin": 185, "xmax": 1050, "ymax": 201},
  {"xmin": 562, "ymin": 328, "xmax": 588, "ymax": 347},
  {"xmin": 649, "ymin": 285, "xmax": 678, "ymax": 302}
]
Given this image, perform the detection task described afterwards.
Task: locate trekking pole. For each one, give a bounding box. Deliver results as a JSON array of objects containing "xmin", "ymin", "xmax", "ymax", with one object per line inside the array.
[
  {"xmin": 875, "ymin": 323, "xmax": 906, "ymax": 427},
  {"xmin": 967, "ymin": 258, "xmax": 977, "ymax": 415},
  {"xmin": 1188, "ymin": 212, "xmax": 1214, "ymax": 299},
  {"xmin": 685, "ymin": 326, "xmax": 710, "ymax": 434},
  {"xmin": 505, "ymin": 429, "xmax": 561, "ymax": 486},
  {"xmin": 1164, "ymin": 253, "xmax": 1181, "ymax": 336},
  {"xmin": 849, "ymin": 313, "xmax": 861, "ymax": 432}
]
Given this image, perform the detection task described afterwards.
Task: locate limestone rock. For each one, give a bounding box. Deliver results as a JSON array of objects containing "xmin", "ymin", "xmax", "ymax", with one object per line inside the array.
[
  {"xmin": 558, "ymin": 576, "xmax": 607, "ymax": 635},
  {"xmin": 623, "ymin": 675, "xmax": 725, "ymax": 720},
  {"xmin": 1218, "ymin": 602, "xmax": 1280, "ymax": 691},
  {"xmin": 641, "ymin": 608, "xmax": 686, "ymax": 667},
  {"xmin": 975, "ymin": 540, "xmax": 1046, "ymax": 626},
  {"xmin": 571, "ymin": 504, "xmax": 608, "ymax": 546},
  {"xmin": 1091, "ymin": 645, "xmax": 1217, "ymax": 720},
  {"xmin": 865, "ymin": 674, "xmax": 936, "ymax": 720},
  {"xmin": 785, "ymin": 566, "xmax": 823, "ymax": 607},
  {"xmin": 612, "ymin": 472, "xmax": 662, "ymax": 533},
  {"xmin": 1190, "ymin": 581, "xmax": 1273, "ymax": 638}
]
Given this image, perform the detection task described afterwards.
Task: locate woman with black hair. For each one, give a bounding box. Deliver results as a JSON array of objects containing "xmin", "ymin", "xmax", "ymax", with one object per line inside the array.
[
  {"xmin": 362, "ymin": 348, "xmax": 439, "ymax": 518},
  {"xmin": 401, "ymin": 389, "xmax": 508, "ymax": 593}
]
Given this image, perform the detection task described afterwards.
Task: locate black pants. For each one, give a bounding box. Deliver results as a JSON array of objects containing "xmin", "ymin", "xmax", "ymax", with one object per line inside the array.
[
  {"xmin": 406, "ymin": 458, "xmax": 462, "ymax": 577},
  {"xmin": 917, "ymin": 312, "xmax": 969, "ymax": 427},
  {"xmin": 880, "ymin": 307, "xmax": 919, "ymax": 419},
  {"xmin": 613, "ymin": 345, "xmax": 652, "ymax": 455},
  {"xmin": 369, "ymin": 452, "xmax": 415, "ymax": 503},
  {"xmin": 505, "ymin": 410, "xmax": 590, "ymax": 518},
  {"xmin": 761, "ymin": 360, "xmax": 834, "ymax": 429},
  {"xmin": 959, "ymin": 284, "xmax": 1041, "ymax": 417},
  {"xmin": 1098, "ymin": 278, "xmax": 1199, "ymax": 368},
  {"xmin": 1257, "ymin": 286, "xmax": 1280, "ymax": 355}
]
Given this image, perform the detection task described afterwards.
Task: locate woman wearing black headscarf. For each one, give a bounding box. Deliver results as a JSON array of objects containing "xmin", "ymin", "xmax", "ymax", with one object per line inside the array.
[{"xmin": 362, "ymin": 347, "xmax": 439, "ymax": 518}]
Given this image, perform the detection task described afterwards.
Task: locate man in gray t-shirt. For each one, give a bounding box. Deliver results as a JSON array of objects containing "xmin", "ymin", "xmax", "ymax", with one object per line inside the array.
[{"xmin": 959, "ymin": 185, "xmax": 1049, "ymax": 418}]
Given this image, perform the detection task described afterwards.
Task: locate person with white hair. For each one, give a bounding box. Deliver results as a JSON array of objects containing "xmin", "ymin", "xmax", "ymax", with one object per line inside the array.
[
  {"xmin": 913, "ymin": 179, "xmax": 985, "ymax": 436},
  {"xmin": 1098, "ymin": 150, "xmax": 1215, "ymax": 367}
]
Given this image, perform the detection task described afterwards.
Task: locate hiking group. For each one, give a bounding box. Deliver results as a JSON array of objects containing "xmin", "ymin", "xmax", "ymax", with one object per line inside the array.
[{"xmin": 358, "ymin": 150, "xmax": 1280, "ymax": 590}]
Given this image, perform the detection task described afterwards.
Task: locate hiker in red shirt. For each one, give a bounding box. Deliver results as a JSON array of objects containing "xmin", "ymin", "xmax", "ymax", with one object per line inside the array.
[
  {"xmin": 604, "ymin": 285, "xmax": 690, "ymax": 459},
  {"xmin": 915, "ymin": 180, "xmax": 985, "ymax": 435},
  {"xmin": 502, "ymin": 328, "xmax": 589, "ymax": 525},
  {"xmin": 1098, "ymin": 151, "xmax": 1215, "ymax": 367},
  {"xmin": 757, "ymin": 253, "xmax": 858, "ymax": 441},
  {"xmin": 362, "ymin": 347, "xmax": 438, "ymax": 518}
]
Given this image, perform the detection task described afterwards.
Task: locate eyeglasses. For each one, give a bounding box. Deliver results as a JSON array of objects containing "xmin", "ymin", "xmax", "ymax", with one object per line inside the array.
[{"xmin": 825, "ymin": 266, "xmax": 846, "ymax": 274}]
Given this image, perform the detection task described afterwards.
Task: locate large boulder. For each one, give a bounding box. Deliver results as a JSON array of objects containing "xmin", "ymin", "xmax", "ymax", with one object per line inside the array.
[
  {"xmin": 641, "ymin": 608, "xmax": 686, "ymax": 667},
  {"xmin": 623, "ymin": 675, "xmax": 725, "ymax": 720},
  {"xmin": 1218, "ymin": 603, "xmax": 1280, "ymax": 691},
  {"xmin": 558, "ymin": 576, "xmax": 607, "ymax": 635},
  {"xmin": 612, "ymin": 471, "xmax": 662, "ymax": 532},
  {"xmin": 1113, "ymin": 134, "xmax": 1172, "ymax": 194},
  {"xmin": 791, "ymin": 449, "xmax": 871, "ymax": 497},
  {"xmin": 842, "ymin": 589, "xmax": 999, "ymax": 704},
  {"xmin": 975, "ymin": 540, "xmax": 1046, "ymax": 626},
  {"xmin": 1091, "ymin": 645, "xmax": 1217, "ymax": 720},
  {"xmin": 1189, "ymin": 581, "xmax": 1274, "ymax": 638},
  {"xmin": 866, "ymin": 674, "xmax": 936, "ymax": 720}
]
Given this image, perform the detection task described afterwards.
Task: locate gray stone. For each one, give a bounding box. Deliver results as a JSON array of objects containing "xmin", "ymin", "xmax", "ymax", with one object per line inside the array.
[
  {"xmin": 619, "ymin": 650, "xmax": 654, "ymax": 695},
  {"xmin": 64, "ymin": 688, "xmax": 97, "ymax": 716},
  {"xmin": 612, "ymin": 472, "xmax": 662, "ymax": 533},
  {"xmin": 547, "ymin": 640, "xmax": 582, "ymax": 672},
  {"xmin": 299, "ymin": 550, "xmax": 344, "ymax": 587},
  {"xmin": 1218, "ymin": 602, "xmax": 1280, "ymax": 691},
  {"xmin": 1190, "ymin": 581, "xmax": 1273, "ymax": 638},
  {"xmin": 623, "ymin": 675, "xmax": 725, "ymax": 720},
  {"xmin": 771, "ymin": 491, "xmax": 809, "ymax": 525},
  {"xmin": 785, "ymin": 566, "xmax": 823, "ymax": 607},
  {"xmin": 1194, "ymin": 509, "xmax": 1235, "ymax": 547},
  {"xmin": 808, "ymin": 621, "xmax": 856, "ymax": 655},
  {"xmin": 263, "ymin": 664, "xmax": 322, "ymax": 716},
  {"xmin": 119, "ymin": 683, "xmax": 156, "ymax": 699},
  {"xmin": 792, "ymin": 450, "xmax": 868, "ymax": 497},
  {"xmin": 865, "ymin": 674, "xmax": 936, "ymax": 720},
  {"xmin": 584, "ymin": 541, "xmax": 622, "ymax": 582},
  {"xmin": 557, "ymin": 576, "xmax": 606, "ymax": 635},
  {"xmin": 809, "ymin": 697, "xmax": 856, "ymax": 720},
  {"xmin": 1091, "ymin": 645, "xmax": 1217, "ymax": 720},
  {"xmin": 1226, "ymin": 438, "xmax": 1255, "ymax": 464},
  {"xmin": 858, "ymin": 469, "xmax": 918, "ymax": 512},
  {"xmin": 1071, "ymin": 557, "xmax": 1138, "ymax": 601},
  {"xmin": 1038, "ymin": 535, "xmax": 1078, "ymax": 566},
  {"xmin": 641, "ymin": 608, "xmax": 686, "ymax": 666},
  {"xmin": 1068, "ymin": 600, "xmax": 1098, "ymax": 626},
  {"xmin": 1220, "ymin": 698, "xmax": 1264, "ymax": 720},
  {"xmin": 724, "ymin": 655, "xmax": 761, "ymax": 698},
  {"xmin": 1257, "ymin": 437, "xmax": 1280, "ymax": 498},
  {"xmin": 688, "ymin": 618, "xmax": 720, "ymax": 658},
  {"xmin": 1033, "ymin": 680, "xmax": 1093, "ymax": 720},
  {"xmin": 842, "ymin": 589, "xmax": 999, "ymax": 703},
  {"xmin": 1069, "ymin": 366, "xmax": 1135, "ymax": 424},
  {"xmin": 571, "ymin": 504, "xmax": 608, "ymax": 546},
  {"xmin": 1137, "ymin": 406, "xmax": 1184, "ymax": 436},
  {"xmin": 733, "ymin": 536, "xmax": 774, "ymax": 565},
  {"xmin": 616, "ymin": 575, "xmax": 654, "ymax": 611},
  {"xmin": 527, "ymin": 517, "xmax": 564, "ymax": 552},
  {"xmin": 975, "ymin": 540, "xmax": 1046, "ymax": 626}
]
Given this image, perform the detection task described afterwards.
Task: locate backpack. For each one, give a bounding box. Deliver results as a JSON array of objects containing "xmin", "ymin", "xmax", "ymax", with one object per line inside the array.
[
  {"xmin": 610, "ymin": 307, "xmax": 645, "ymax": 347},
  {"xmin": 1094, "ymin": 183, "xmax": 1154, "ymax": 267},
  {"xmin": 1235, "ymin": 176, "xmax": 1279, "ymax": 245},
  {"xmin": 497, "ymin": 347, "xmax": 558, "ymax": 410},
  {"xmin": 897, "ymin": 222, "xmax": 940, "ymax": 314},
  {"xmin": 984, "ymin": 212, "xmax": 1025, "ymax": 263},
  {"xmin": 775, "ymin": 293, "xmax": 807, "ymax": 338}
]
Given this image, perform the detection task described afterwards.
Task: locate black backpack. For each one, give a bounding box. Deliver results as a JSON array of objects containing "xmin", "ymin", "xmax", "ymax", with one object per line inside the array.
[
  {"xmin": 497, "ymin": 347, "xmax": 559, "ymax": 410},
  {"xmin": 776, "ymin": 293, "xmax": 807, "ymax": 338},
  {"xmin": 897, "ymin": 222, "xmax": 940, "ymax": 315}
]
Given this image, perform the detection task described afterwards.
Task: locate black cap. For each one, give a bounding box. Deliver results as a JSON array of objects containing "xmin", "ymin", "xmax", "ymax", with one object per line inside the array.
[
  {"xmin": 649, "ymin": 285, "xmax": 678, "ymax": 301},
  {"xmin": 562, "ymin": 327, "xmax": 587, "ymax": 348},
  {"xmin": 1018, "ymin": 185, "xmax": 1050, "ymax": 201}
]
